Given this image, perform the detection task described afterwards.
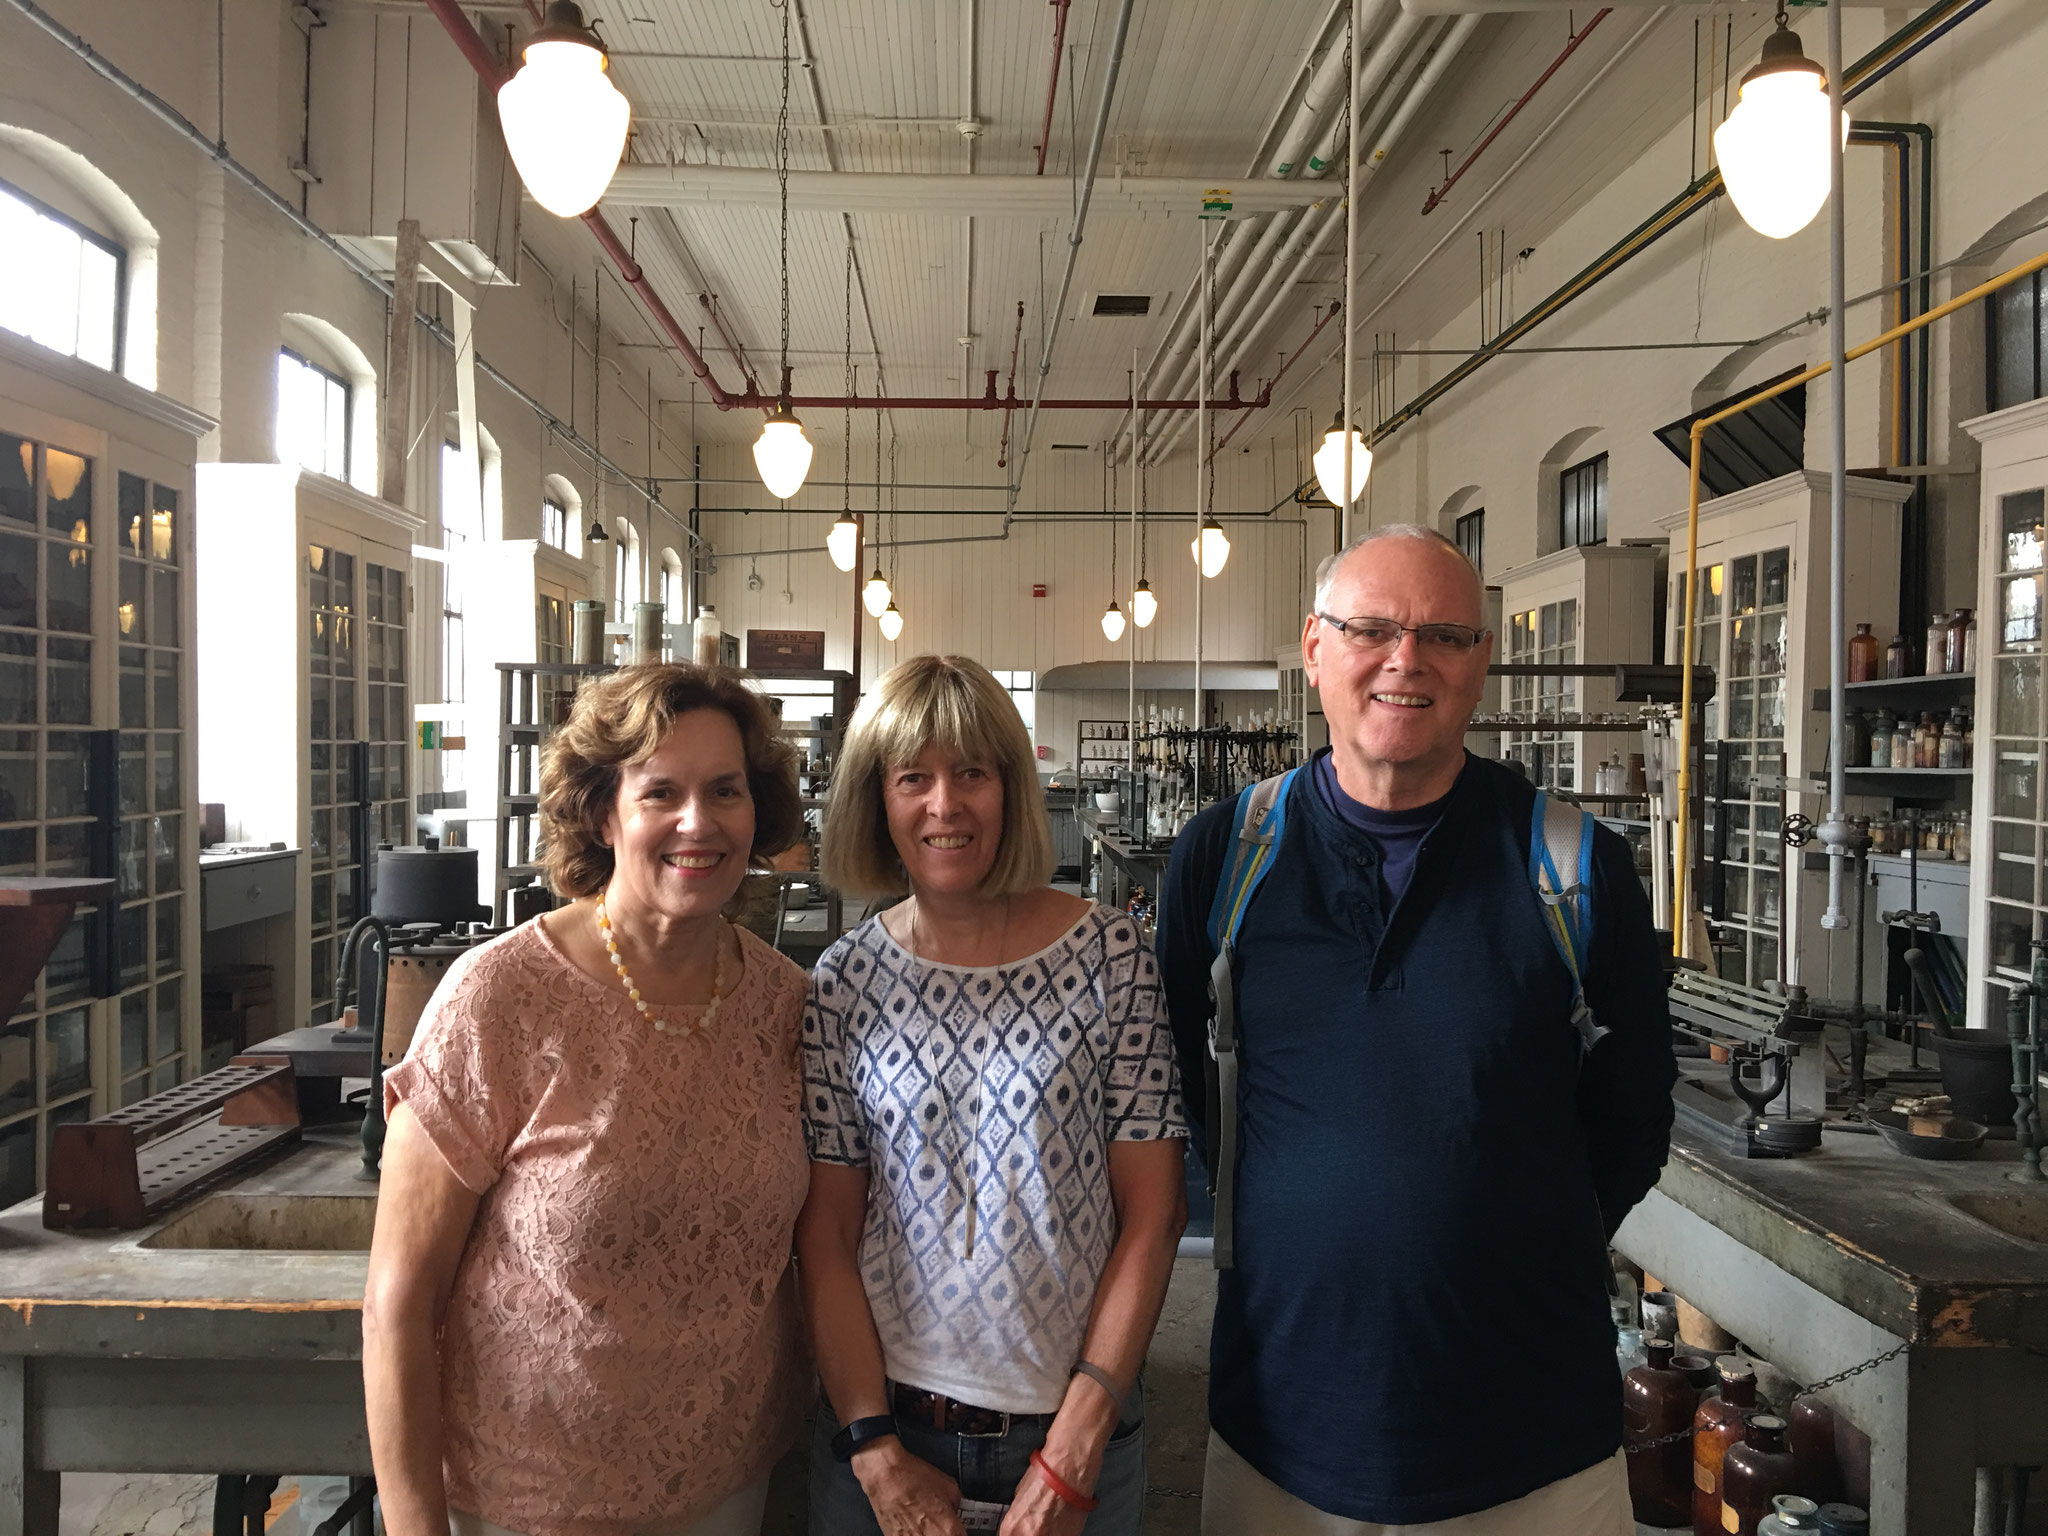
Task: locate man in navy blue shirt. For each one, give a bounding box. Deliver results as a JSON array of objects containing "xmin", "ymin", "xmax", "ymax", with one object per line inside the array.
[{"xmin": 1157, "ymin": 525, "xmax": 1674, "ymax": 1534}]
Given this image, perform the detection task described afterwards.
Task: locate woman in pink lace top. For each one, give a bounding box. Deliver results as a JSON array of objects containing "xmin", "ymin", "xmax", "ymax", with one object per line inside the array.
[{"xmin": 365, "ymin": 665, "xmax": 813, "ymax": 1536}]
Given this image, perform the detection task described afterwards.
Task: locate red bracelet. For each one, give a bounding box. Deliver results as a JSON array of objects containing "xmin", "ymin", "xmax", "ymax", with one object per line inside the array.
[{"xmin": 1029, "ymin": 1449, "xmax": 1100, "ymax": 1513}]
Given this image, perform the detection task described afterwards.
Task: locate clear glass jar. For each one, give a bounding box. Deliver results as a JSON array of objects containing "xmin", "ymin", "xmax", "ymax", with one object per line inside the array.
[
  {"xmin": 1925, "ymin": 612, "xmax": 1951, "ymax": 675},
  {"xmin": 1946, "ymin": 608, "xmax": 1973, "ymax": 675},
  {"xmin": 1954, "ymin": 811, "xmax": 1972, "ymax": 864}
]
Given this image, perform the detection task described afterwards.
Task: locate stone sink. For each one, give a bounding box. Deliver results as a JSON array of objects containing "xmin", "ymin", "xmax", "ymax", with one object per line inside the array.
[
  {"xmin": 139, "ymin": 1192, "xmax": 378, "ymax": 1251},
  {"xmin": 1947, "ymin": 1189, "xmax": 2048, "ymax": 1247}
]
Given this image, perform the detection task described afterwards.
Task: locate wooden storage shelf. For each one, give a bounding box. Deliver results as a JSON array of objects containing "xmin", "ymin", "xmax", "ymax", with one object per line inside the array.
[{"xmin": 1813, "ymin": 672, "xmax": 1974, "ymax": 711}]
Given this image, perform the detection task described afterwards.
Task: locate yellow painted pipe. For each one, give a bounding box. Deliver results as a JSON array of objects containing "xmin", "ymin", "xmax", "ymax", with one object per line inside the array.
[{"xmin": 1672, "ymin": 245, "xmax": 2048, "ymax": 950}]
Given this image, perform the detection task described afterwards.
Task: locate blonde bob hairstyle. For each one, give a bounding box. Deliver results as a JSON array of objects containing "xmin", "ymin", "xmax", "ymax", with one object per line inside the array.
[
  {"xmin": 539, "ymin": 663, "xmax": 803, "ymax": 898},
  {"xmin": 822, "ymin": 654, "xmax": 1054, "ymax": 900}
]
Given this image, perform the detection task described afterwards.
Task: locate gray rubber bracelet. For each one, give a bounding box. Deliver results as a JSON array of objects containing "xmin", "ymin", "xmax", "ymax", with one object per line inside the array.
[{"xmin": 1072, "ymin": 1360, "xmax": 1129, "ymax": 1417}]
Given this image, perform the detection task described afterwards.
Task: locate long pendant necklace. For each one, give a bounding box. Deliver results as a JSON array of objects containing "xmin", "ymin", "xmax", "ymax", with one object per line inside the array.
[
  {"xmin": 911, "ymin": 896, "xmax": 1012, "ymax": 1258},
  {"xmin": 596, "ymin": 898, "xmax": 728, "ymax": 1040}
]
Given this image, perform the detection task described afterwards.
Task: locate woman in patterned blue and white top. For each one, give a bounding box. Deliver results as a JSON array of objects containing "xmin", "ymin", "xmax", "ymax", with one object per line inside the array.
[{"xmin": 796, "ymin": 655, "xmax": 1188, "ymax": 1536}]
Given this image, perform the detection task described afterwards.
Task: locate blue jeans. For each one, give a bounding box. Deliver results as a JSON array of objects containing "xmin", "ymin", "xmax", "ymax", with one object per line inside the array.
[{"xmin": 808, "ymin": 1396, "xmax": 1146, "ymax": 1535}]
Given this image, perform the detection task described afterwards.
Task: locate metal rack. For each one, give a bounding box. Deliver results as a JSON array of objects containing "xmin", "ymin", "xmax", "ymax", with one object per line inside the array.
[{"xmin": 493, "ymin": 661, "xmax": 614, "ymax": 924}]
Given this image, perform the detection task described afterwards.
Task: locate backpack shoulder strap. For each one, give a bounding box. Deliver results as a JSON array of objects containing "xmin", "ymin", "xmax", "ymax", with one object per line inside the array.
[
  {"xmin": 1202, "ymin": 768, "xmax": 1296, "ymax": 1272},
  {"xmin": 1530, "ymin": 790, "xmax": 1608, "ymax": 1054}
]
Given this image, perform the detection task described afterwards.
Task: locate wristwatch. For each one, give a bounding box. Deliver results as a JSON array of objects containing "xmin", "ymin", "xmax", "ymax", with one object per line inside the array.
[{"xmin": 830, "ymin": 1414, "xmax": 899, "ymax": 1463}]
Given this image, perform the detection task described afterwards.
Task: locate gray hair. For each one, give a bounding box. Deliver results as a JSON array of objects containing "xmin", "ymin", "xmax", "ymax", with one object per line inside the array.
[{"xmin": 1312, "ymin": 523, "xmax": 1480, "ymax": 613}]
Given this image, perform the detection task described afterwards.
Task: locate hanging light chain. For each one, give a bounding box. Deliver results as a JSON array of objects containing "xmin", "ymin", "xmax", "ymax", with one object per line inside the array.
[{"xmin": 775, "ymin": 0, "xmax": 792, "ymax": 402}]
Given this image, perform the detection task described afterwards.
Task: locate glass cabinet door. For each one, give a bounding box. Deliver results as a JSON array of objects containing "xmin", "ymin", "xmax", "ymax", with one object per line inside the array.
[{"xmin": 1987, "ymin": 487, "xmax": 2045, "ymax": 985}]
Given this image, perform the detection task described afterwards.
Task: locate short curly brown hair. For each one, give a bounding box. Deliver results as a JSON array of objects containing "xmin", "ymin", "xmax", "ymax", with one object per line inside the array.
[{"xmin": 539, "ymin": 663, "xmax": 804, "ymax": 898}]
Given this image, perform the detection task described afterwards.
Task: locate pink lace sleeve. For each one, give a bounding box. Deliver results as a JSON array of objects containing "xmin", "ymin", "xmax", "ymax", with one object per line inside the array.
[{"xmin": 384, "ymin": 942, "xmax": 540, "ymax": 1194}]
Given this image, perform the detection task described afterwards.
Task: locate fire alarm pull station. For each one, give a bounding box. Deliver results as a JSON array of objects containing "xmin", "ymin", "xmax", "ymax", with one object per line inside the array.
[{"xmin": 1032, "ymin": 583, "xmax": 1047, "ymax": 597}]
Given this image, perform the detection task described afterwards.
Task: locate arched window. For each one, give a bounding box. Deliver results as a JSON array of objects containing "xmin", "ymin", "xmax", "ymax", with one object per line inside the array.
[
  {"xmin": 541, "ymin": 472, "xmax": 583, "ymax": 556},
  {"xmin": 661, "ymin": 549, "xmax": 685, "ymax": 622},
  {"xmin": 611, "ymin": 518, "xmax": 642, "ymax": 619},
  {"xmin": 278, "ymin": 315, "xmax": 380, "ymax": 495},
  {"xmin": 0, "ymin": 125, "xmax": 158, "ymax": 389}
]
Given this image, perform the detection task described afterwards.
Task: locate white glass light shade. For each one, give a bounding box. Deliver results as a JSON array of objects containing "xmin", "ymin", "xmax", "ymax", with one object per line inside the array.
[
  {"xmin": 1131, "ymin": 580, "xmax": 1157, "ymax": 628},
  {"xmin": 1190, "ymin": 518, "xmax": 1231, "ymax": 578},
  {"xmin": 863, "ymin": 567, "xmax": 892, "ymax": 617},
  {"xmin": 754, "ymin": 410, "xmax": 814, "ymax": 500},
  {"xmin": 878, "ymin": 601, "xmax": 904, "ymax": 640},
  {"xmin": 1101, "ymin": 602, "xmax": 1126, "ymax": 642},
  {"xmin": 1313, "ymin": 424, "xmax": 1372, "ymax": 507},
  {"xmin": 496, "ymin": 40, "xmax": 631, "ymax": 218},
  {"xmin": 826, "ymin": 513, "xmax": 859, "ymax": 571},
  {"xmin": 1714, "ymin": 68, "xmax": 1848, "ymax": 240}
]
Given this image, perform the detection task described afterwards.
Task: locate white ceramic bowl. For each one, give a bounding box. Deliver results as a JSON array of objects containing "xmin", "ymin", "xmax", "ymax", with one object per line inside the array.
[{"xmin": 1094, "ymin": 792, "xmax": 1122, "ymax": 815}]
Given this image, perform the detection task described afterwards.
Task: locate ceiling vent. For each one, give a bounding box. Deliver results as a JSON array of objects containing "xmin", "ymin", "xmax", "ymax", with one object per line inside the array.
[{"xmin": 1091, "ymin": 293, "xmax": 1151, "ymax": 317}]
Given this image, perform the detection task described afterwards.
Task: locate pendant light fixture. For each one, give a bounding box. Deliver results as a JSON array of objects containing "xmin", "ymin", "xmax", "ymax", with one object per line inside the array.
[
  {"xmin": 872, "ymin": 415, "xmax": 900, "ymax": 636},
  {"xmin": 863, "ymin": 565, "xmax": 892, "ymax": 616},
  {"xmin": 754, "ymin": 0, "xmax": 813, "ymax": 499},
  {"xmin": 1191, "ymin": 514, "xmax": 1230, "ymax": 578},
  {"xmin": 496, "ymin": 2, "xmax": 631, "ymax": 219},
  {"xmin": 827, "ymin": 513, "xmax": 858, "ymax": 571},
  {"xmin": 1714, "ymin": 2, "xmax": 1848, "ymax": 241},
  {"xmin": 1313, "ymin": 410, "xmax": 1372, "ymax": 507},
  {"xmin": 1132, "ymin": 454, "xmax": 1156, "ymax": 625},
  {"xmin": 1102, "ymin": 447, "xmax": 1127, "ymax": 640}
]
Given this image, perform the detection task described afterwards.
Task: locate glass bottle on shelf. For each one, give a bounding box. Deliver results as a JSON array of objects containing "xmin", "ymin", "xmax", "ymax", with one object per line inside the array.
[
  {"xmin": 1955, "ymin": 810, "xmax": 1972, "ymax": 864},
  {"xmin": 1847, "ymin": 623, "xmax": 1879, "ymax": 683},
  {"xmin": 1868, "ymin": 711, "xmax": 1894, "ymax": 769},
  {"xmin": 1694, "ymin": 1361, "xmax": 1759, "ymax": 1535},
  {"xmin": 1843, "ymin": 711, "xmax": 1869, "ymax": 768},
  {"xmin": 1722, "ymin": 1414, "xmax": 1798, "ymax": 1536},
  {"xmin": 1945, "ymin": 607, "xmax": 1973, "ymax": 674},
  {"xmin": 1917, "ymin": 712, "xmax": 1940, "ymax": 768},
  {"xmin": 1939, "ymin": 712, "xmax": 1961, "ymax": 769},
  {"xmin": 1924, "ymin": 612, "xmax": 1951, "ymax": 675},
  {"xmin": 1885, "ymin": 632, "xmax": 1907, "ymax": 678},
  {"xmin": 1961, "ymin": 610, "xmax": 1978, "ymax": 675},
  {"xmin": 1624, "ymin": 1338, "xmax": 1698, "ymax": 1527}
]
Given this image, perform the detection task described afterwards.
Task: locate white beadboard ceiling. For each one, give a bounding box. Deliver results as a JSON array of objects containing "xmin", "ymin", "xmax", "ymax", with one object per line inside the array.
[{"xmin": 517, "ymin": 0, "xmax": 1773, "ymax": 468}]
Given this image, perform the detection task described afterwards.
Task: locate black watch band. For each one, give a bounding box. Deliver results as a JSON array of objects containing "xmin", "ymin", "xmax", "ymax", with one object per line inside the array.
[{"xmin": 831, "ymin": 1414, "xmax": 899, "ymax": 1463}]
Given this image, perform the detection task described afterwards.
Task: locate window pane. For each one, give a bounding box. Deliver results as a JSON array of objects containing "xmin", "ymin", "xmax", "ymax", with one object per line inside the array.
[
  {"xmin": 76, "ymin": 241, "xmax": 118, "ymax": 370},
  {"xmin": 2005, "ymin": 490, "xmax": 2046, "ymax": 576},
  {"xmin": 325, "ymin": 377, "xmax": 348, "ymax": 481}
]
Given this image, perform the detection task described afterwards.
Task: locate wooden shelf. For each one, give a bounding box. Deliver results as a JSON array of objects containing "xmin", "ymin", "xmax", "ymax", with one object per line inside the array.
[
  {"xmin": 1844, "ymin": 766, "xmax": 1973, "ymax": 777},
  {"xmin": 1814, "ymin": 673, "xmax": 1974, "ymax": 711}
]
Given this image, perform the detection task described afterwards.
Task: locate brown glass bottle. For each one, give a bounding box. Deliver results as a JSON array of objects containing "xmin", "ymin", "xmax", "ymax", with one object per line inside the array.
[
  {"xmin": 1723, "ymin": 1415, "xmax": 1798, "ymax": 1535},
  {"xmin": 1625, "ymin": 1338, "xmax": 1698, "ymax": 1527},
  {"xmin": 1693, "ymin": 1361, "xmax": 1758, "ymax": 1536},
  {"xmin": 1787, "ymin": 1394, "xmax": 1843, "ymax": 1507},
  {"xmin": 1846, "ymin": 624, "xmax": 1879, "ymax": 684}
]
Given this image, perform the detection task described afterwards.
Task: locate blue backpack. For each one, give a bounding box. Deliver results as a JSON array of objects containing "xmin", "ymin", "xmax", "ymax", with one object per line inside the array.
[{"xmin": 1198, "ymin": 771, "xmax": 1607, "ymax": 1269}]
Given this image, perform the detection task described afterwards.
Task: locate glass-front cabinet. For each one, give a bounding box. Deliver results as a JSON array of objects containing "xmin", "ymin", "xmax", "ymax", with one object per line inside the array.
[
  {"xmin": 0, "ymin": 331, "xmax": 207, "ymax": 1205},
  {"xmin": 1966, "ymin": 399, "xmax": 2048, "ymax": 1024},
  {"xmin": 197, "ymin": 465, "xmax": 422, "ymax": 1027},
  {"xmin": 1659, "ymin": 471, "xmax": 1912, "ymax": 989}
]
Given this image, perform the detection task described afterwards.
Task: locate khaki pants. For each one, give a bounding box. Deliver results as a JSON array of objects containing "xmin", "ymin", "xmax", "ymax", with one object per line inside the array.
[
  {"xmin": 1200, "ymin": 1434, "xmax": 1632, "ymax": 1536},
  {"xmin": 451, "ymin": 1478, "xmax": 770, "ymax": 1536}
]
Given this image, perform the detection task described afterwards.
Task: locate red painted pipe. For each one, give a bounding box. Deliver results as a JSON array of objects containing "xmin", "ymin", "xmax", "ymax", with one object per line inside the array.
[
  {"xmin": 1035, "ymin": 0, "xmax": 1072, "ymax": 176},
  {"xmin": 1421, "ymin": 9, "xmax": 1610, "ymax": 215},
  {"xmin": 997, "ymin": 300, "xmax": 1025, "ymax": 467},
  {"xmin": 734, "ymin": 386, "xmax": 1269, "ymax": 413},
  {"xmin": 422, "ymin": 0, "xmax": 742, "ymax": 408},
  {"xmin": 1207, "ymin": 300, "xmax": 1341, "ymax": 461}
]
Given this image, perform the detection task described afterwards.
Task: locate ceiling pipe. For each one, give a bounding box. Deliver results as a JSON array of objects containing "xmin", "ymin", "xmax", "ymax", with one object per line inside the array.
[
  {"xmin": 997, "ymin": 300, "xmax": 1026, "ymax": 468},
  {"xmin": 1127, "ymin": 13, "xmax": 1430, "ymax": 455},
  {"xmin": 1209, "ymin": 300, "xmax": 1342, "ymax": 460},
  {"xmin": 1302, "ymin": 10, "xmax": 1428, "ymax": 174},
  {"xmin": 1148, "ymin": 17, "xmax": 1478, "ymax": 465},
  {"xmin": 1035, "ymin": 0, "xmax": 1072, "ymax": 175},
  {"xmin": 420, "ymin": 0, "xmax": 742, "ymax": 409},
  {"xmin": 1421, "ymin": 7, "xmax": 1608, "ymax": 214},
  {"xmin": 1269, "ymin": 0, "xmax": 1395, "ymax": 175},
  {"xmin": 1006, "ymin": 0, "xmax": 1138, "ymax": 510},
  {"xmin": 733, "ymin": 380, "xmax": 1265, "ymax": 412}
]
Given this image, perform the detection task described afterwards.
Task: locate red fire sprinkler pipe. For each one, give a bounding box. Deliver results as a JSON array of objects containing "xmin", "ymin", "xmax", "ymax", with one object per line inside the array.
[
  {"xmin": 1421, "ymin": 9, "xmax": 1610, "ymax": 215},
  {"xmin": 423, "ymin": 0, "xmax": 742, "ymax": 408},
  {"xmin": 1035, "ymin": 0, "xmax": 1072, "ymax": 175}
]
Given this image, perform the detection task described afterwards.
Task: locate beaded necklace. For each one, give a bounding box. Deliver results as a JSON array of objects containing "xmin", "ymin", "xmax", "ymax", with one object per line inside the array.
[{"xmin": 596, "ymin": 898, "xmax": 728, "ymax": 1039}]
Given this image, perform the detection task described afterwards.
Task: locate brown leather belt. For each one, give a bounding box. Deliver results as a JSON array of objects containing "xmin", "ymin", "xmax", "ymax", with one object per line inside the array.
[{"xmin": 888, "ymin": 1382, "xmax": 1057, "ymax": 1439}]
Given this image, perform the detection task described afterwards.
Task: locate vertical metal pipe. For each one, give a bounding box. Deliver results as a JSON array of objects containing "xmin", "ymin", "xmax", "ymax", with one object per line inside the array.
[
  {"xmin": 1195, "ymin": 219, "xmax": 1210, "ymax": 808},
  {"xmin": 1128, "ymin": 349, "xmax": 1138, "ymax": 774},
  {"xmin": 1340, "ymin": 0, "xmax": 1362, "ymax": 546},
  {"xmin": 1821, "ymin": 0, "xmax": 1850, "ymax": 929}
]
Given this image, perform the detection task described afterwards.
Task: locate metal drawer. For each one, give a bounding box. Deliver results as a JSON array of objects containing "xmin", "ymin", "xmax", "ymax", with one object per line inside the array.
[{"xmin": 201, "ymin": 856, "xmax": 296, "ymax": 931}]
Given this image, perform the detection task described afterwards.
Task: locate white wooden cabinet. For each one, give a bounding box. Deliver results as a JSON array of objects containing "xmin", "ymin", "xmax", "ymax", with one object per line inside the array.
[
  {"xmin": 1657, "ymin": 470, "xmax": 1911, "ymax": 987},
  {"xmin": 1964, "ymin": 398, "xmax": 2048, "ymax": 1027}
]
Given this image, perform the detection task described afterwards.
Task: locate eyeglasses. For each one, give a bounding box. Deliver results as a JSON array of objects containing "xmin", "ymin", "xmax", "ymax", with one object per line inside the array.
[{"xmin": 1316, "ymin": 613, "xmax": 1488, "ymax": 654}]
